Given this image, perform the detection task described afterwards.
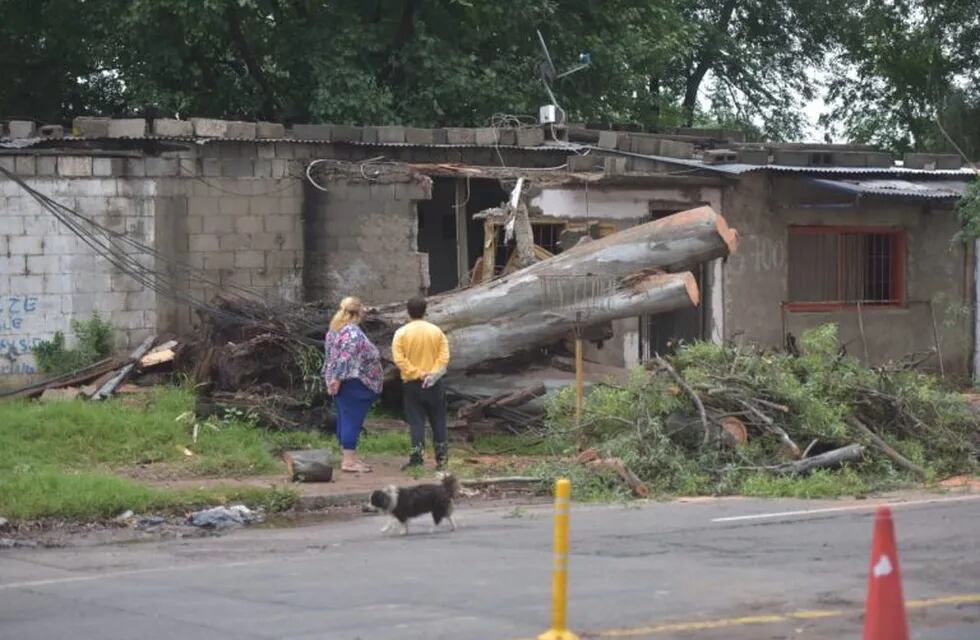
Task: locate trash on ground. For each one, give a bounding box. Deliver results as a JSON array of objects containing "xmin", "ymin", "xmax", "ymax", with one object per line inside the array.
[{"xmin": 188, "ymin": 505, "xmax": 261, "ymax": 529}]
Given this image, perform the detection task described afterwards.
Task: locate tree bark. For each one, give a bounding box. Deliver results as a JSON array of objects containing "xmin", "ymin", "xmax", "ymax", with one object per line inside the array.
[
  {"xmin": 443, "ymin": 271, "xmax": 699, "ymax": 371},
  {"xmin": 775, "ymin": 443, "xmax": 866, "ymax": 475},
  {"xmin": 370, "ymin": 205, "xmax": 736, "ymax": 333}
]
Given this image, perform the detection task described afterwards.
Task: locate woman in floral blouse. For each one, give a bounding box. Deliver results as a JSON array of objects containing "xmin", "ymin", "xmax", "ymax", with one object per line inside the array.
[{"xmin": 323, "ymin": 296, "xmax": 383, "ymax": 473}]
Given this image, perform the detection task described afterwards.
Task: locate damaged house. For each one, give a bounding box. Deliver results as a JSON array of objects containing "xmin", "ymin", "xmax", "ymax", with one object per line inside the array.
[{"xmin": 0, "ymin": 117, "xmax": 976, "ymax": 392}]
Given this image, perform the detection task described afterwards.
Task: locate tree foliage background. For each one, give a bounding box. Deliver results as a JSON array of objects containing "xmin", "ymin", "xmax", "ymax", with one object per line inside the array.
[{"xmin": 1, "ymin": 0, "xmax": 977, "ymax": 155}]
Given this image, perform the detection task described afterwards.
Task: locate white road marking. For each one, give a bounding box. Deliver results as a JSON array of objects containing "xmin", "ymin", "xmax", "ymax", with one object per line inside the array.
[
  {"xmin": 711, "ymin": 494, "xmax": 980, "ymax": 523},
  {"xmin": 0, "ymin": 558, "xmax": 273, "ymax": 591}
]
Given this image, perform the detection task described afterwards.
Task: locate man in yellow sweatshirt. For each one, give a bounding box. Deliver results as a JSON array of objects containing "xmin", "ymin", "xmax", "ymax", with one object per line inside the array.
[{"xmin": 392, "ymin": 297, "xmax": 450, "ymax": 469}]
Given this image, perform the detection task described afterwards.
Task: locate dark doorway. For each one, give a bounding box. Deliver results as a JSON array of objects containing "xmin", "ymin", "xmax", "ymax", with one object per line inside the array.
[
  {"xmin": 640, "ymin": 204, "xmax": 709, "ymax": 358},
  {"xmin": 416, "ymin": 177, "xmax": 508, "ymax": 294}
]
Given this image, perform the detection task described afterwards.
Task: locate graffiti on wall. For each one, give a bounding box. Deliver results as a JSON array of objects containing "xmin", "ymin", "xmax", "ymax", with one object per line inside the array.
[
  {"xmin": 0, "ymin": 295, "xmax": 43, "ymax": 375},
  {"xmin": 727, "ymin": 237, "xmax": 786, "ymax": 274}
]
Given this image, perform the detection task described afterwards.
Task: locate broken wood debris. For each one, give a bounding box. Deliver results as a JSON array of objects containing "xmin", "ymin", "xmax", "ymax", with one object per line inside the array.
[{"xmin": 1, "ymin": 336, "xmax": 183, "ymax": 403}]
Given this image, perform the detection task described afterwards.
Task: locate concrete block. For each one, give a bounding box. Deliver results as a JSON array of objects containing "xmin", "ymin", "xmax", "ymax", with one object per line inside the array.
[
  {"xmin": 219, "ymin": 234, "xmax": 251, "ymax": 251},
  {"xmin": 474, "ymin": 128, "xmax": 499, "ymax": 146},
  {"xmin": 253, "ymin": 160, "xmax": 273, "ymax": 178},
  {"xmin": 736, "ymin": 148, "xmax": 768, "ymax": 165},
  {"xmin": 404, "ymin": 127, "xmax": 435, "ymax": 145},
  {"xmin": 107, "ymin": 118, "xmax": 147, "ymax": 138},
  {"xmin": 144, "ymin": 157, "xmax": 178, "ymax": 176},
  {"xmin": 14, "ymin": 155, "xmax": 36, "ymax": 176},
  {"xmin": 251, "ymin": 232, "xmax": 289, "ymax": 251},
  {"xmin": 0, "ymin": 157, "xmax": 14, "ymax": 174},
  {"xmin": 225, "ymin": 121, "xmax": 257, "ymax": 139},
  {"xmin": 234, "ymin": 250, "xmax": 266, "ymax": 269},
  {"xmin": 220, "ymin": 158, "xmax": 254, "ymax": 177},
  {"xmin": 264, "ymin": 215, "xmax": 295, "ymax": 233},
  {"xmin": 202, "ymin": 214, "xmax": 235, "ymax": 234},
  {"xmin": 331, "ymin": 125, "xmax": 363, "ymax": 143},
  {"xmin": 249, "ymin": 196, "xmax": 280, "ymax": 215},
  {"xmin": 73, "ymin": 117, "xmax": 111, "ymax": 138},
  {"xmin": 772, "ymin": 149, "xmax": 811, "ymax": 166},
  {"xmin": 8, "ymin": 120, "xmax": 36, "ymax": 138},
  {"xmin": 597, "ymin": 130, "xmax": 619, "ymax": 149},
  {"xmin": 36, "ymin": 157, "xmax": 57, "ymax": 176},
  {"xmin": 3, "ymin": 216, "xmax": 25, "ymax": 235},
  {"xmin": 270, "ymin": 159, "xmax": 290, "ymax": 178},
  {"xmin": 516, "ymin": 127, "xmax": 545, "ymax": 147},
  {"xmin": 26, "ymin": 255, "xmax": 59, "ymax": 274},
  {"xmin": 152, "ymin": 118, "xmax": 193, "ymax": 137},
  {"xmin": 256, "ymin": 121, "xmax": 286, "ymax": 139},
  {"xmin": 9, "ymin": 235, "xmax": 44, "ymax": 255},
  {"xmin": 192, "ymin": 118, "xmax": 229, "ymax": 138},
  {"xmin": 629, "ymin": 135, "xmax": 661, "ymax": 155},
  {"xmin": 567, "ymin": 154, "xmax": 598, "ymax": 172},
  {"xmin": 432, "ymin": 128, "xmax": 448, "ymax": 144},
  {"xmin": 866, "ymin": 152, "xmax": 894, "ymax": 168},
  {"xmin": 274, "ymin": 142, "xmax": 296, "ymax": 158},
  {"xmin": 291, "ymin": 124, "xmax": 333, "ymax": 140},
  {"xmin": 603, "ymin": 156, "xmax": 629, "ymax": 175},
  {"xmin": 375, "ymin": 126, "xmax": 406, "ymax": 144},
  {"xmin": 40, "ymin": 125, "xmax": 64, "ymax": 139},
  {"xmin": 660, "ymin": 139, "xmax": 694, "ymax": 159},
  {"xmin": 498, "ymin": 129, "xmax": 518, "ymax": 146},
  {"xmin": 218, "ymin": 196, "xmax": 250, "ymax": 216},
  {"xmin": 57, "ymin": 156, "xmax": 93, "ymax": 177},
  {"xmin": 200, "ymin": 158, "xmax": 221, "ymax": 177},
  {"xmin": 203, "ymin": 252, "xmax": 236, "ymax": 270},
  {"xmin": 188, "ymin": 234, "xmax": 221, "ymax": 252},
  {"xmin": 124, "ymin": 158, "xmax": 146, "ymax": 177},
  {"xmin": 256, "ymin": 142, "xmax": 277, "ymax": 159},
  {"xmin": 187, "ymin": 197, "xmax": 217, "ymax": 217},
  {"xmin": 92, "ymin": 158, "xmax": 124, "ymax": 176},
  {"xmin": 234, "ymin": 216, "xmax": 264, "ymax": 234},
  {"xmin": 445, "ymin": 128, "xmax": 476, "ymax": 145}
]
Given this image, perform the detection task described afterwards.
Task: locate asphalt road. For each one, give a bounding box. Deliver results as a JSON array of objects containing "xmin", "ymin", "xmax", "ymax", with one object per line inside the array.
[{"xmin": 1, "ymin": 492, "xmax": 978, "ymax": 639}]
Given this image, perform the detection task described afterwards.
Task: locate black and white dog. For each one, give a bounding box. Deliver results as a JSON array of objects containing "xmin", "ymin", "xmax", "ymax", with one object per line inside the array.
[{"xmin": 370, "ymin": 474, "xmax": 459, "ymax": 535}]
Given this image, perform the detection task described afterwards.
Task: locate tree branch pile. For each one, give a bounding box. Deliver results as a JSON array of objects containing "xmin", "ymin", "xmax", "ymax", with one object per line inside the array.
[{"xmin": 546, "ymin": 324, "xmax": 978, "ymax": 495}]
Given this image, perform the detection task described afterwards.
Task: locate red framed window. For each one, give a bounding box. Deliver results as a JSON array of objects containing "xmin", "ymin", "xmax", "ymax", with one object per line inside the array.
[{"xmin": 787, "ymin": 226, "xmax": 905, "ymax": 310}]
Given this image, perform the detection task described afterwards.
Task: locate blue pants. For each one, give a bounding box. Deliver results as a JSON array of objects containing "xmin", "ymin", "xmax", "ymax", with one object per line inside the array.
[{"xmin": 334, "ymin": 378, "xmax": 378, "ymax": 450}]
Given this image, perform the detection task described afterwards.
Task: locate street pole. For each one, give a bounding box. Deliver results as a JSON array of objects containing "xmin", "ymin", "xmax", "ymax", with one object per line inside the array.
[{"xmin": 538, "ymin": 478, "xmax": 579, "ymax": 640}]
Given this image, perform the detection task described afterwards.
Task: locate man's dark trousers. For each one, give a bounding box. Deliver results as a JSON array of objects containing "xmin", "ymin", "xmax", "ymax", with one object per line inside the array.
[{"xmin": 403, "ymin": 379, "xmax": 448, "ymax": 464}]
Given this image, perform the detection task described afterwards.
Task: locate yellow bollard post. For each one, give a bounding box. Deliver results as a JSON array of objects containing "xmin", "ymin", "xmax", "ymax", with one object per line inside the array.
[{"xmin": 538, "ymin": 478, "xmax": 580, "ymax": 640}]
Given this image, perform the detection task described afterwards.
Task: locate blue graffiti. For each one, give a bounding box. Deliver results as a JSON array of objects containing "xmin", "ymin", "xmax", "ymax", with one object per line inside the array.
[{"xmin": 0, "ymin": 296, "xmax": 40, "ymax": 315}]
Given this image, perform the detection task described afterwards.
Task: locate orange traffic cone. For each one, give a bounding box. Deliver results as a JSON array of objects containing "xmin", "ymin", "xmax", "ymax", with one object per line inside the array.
[{"xmin": 863, "ymin": 506, "xmax": 909, "ymax": 640}]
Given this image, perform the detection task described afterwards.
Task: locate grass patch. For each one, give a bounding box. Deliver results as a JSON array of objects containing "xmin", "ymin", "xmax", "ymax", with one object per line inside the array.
[
  {"xmin": 0, "ymin": 385, "xmax": 330, "ymax": 520},
  {"xmin": 0, "ymin": 469, "xmax": 298, "ymax": 521}
]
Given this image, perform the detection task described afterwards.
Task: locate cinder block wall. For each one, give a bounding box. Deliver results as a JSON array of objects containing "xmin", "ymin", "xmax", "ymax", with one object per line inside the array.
[
  {"xmin": 305, "ymin": 174, "xmax": 433, "ymax": 306},
  {"xmin": 0, "ymin": 157, "xmax": 160, "ymax": 383}
]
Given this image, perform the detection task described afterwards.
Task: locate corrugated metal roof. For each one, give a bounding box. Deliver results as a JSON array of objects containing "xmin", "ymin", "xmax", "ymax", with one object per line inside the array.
[
  {"xmin": 808, "ymin": 178, "xmax": 970, "ymax": 200},
  {"xmin": 587, "ymin": 146, "xmax": 977, "ymax": 178}
]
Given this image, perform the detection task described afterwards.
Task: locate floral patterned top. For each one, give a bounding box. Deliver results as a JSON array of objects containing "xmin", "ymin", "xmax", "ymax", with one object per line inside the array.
[{"xmin": 323, "ymin": 324, "xmax": 384, "ymax": 394}]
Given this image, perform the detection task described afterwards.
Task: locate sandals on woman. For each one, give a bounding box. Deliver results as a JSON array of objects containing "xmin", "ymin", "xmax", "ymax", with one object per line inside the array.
[{"xmin": 341, "ymin": 460, "xmax": 373, "ymax": 473}]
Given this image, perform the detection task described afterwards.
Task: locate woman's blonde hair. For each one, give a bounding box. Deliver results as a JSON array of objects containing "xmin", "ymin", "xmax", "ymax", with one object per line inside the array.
[{"xmin": 329, "ymin": 296, "xmax": 364, "ymax": 332}]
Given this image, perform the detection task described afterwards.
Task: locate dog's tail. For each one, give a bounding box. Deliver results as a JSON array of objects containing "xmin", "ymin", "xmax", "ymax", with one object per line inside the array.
[{"xmin": 441, "ymin": 473, "xmax": 459, "ymax": 498}]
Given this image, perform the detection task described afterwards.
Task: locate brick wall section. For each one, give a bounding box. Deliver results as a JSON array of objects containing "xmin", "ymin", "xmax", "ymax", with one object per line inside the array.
[
  {"xmin": 305, "ymin": 174, "xmax": 432, "ymax": 305},
  {"xmin": 0, "ymin": 170, "xmax": 159, "ymax": 384}
]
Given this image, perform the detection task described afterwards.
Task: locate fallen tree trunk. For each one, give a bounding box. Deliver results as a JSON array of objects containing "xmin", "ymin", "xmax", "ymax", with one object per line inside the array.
[
  {"xmin": 370, "ymin": 205, "xmax": 736, "ymax": 333},
  {"xmin": 446, "ymin": 271, "xmax": 699, "ymax": 371}
]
